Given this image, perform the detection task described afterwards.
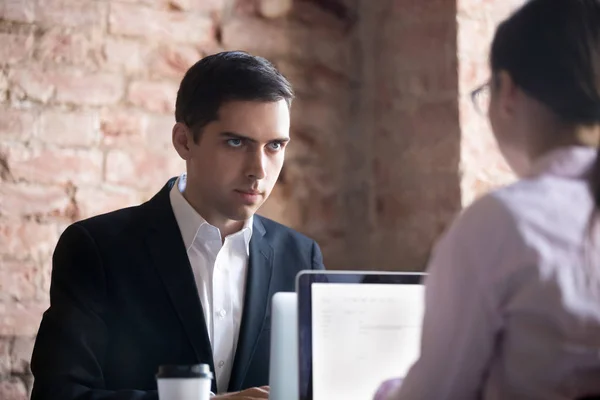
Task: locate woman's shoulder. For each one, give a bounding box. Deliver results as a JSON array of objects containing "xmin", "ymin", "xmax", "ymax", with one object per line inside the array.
[
  {"xmin": 467, "ymin": 175, "xmax": 593, "ymax": 248},
  {"xmin": 445, "ymin": 178, "xmax": 558, "ymax": 251}
]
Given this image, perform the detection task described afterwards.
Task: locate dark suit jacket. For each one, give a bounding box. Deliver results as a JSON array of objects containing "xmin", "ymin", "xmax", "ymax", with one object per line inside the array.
[{"xmin": 30, "ymin": 178, "xmax": 325, "ymax": 400}]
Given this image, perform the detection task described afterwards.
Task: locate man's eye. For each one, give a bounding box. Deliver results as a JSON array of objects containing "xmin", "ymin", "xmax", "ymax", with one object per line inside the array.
[
  {"xmin": 227, "ymin": 139, "xmax": 243, "ymax": 147},
  {"xmin": 269, "ymin": 142, "xmax": 282, "ymax": 150}
]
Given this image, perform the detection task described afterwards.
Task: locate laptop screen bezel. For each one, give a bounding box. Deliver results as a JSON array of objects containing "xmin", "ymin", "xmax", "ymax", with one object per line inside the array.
[{"xmin": 295, "ymin": 270, "xmax": 426, "ymax": 400}]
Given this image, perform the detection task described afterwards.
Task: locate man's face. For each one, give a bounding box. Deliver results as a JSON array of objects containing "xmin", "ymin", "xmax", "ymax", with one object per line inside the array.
[{"xmin": 175, "ymin": 99, "xmax": 290, "ymax": 226}]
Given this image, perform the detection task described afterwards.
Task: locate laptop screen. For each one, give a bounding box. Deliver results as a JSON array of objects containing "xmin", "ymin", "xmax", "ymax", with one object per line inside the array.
[{"xmin": 297, "ymin": 271, "xmax": 425, "ymax": 400}]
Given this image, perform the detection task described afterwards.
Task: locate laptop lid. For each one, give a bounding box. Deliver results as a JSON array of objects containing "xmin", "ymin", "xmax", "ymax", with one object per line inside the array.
[
  {"xmin": 268, "ymin": 292, "xmax": 299, "ymax": 400},
  {"xmin": 296, "ymin": 270, "xmax": 425, "ymax": 400}
]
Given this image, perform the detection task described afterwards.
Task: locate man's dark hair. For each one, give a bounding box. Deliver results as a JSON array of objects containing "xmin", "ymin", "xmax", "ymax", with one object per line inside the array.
[{"xmin": 175, "ymin": 51, "xmax": 294, "ymax": 142}]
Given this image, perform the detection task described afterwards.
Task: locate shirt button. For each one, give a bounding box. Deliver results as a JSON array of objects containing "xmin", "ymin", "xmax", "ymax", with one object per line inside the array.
[
  {"xmin": 217, "ymin": 309, "xmax": 227, "ymax": 318},
  {"xmin": 218, "ymin": 361, "xmax": 225, "ymax": 368}
]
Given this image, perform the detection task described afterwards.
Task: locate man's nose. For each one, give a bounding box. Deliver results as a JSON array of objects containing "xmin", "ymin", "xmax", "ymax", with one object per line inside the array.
[{"xmin": 246, "ymin": 149, "xmax": 267, "ymax": 180}]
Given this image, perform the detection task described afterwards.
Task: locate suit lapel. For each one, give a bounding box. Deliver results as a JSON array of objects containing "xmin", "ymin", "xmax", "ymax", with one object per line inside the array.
[
  {"xmin": 228, "ymin": 217, "xmax": 274, "ymax": 392},
  {"xmin": 143, "ymin": 180, "xmax": 217, "ymax": 393}
]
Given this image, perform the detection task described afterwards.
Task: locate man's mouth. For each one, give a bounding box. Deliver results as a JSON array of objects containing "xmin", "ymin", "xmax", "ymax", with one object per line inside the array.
[
  {"xmin": 234, "ymin": 189, "xmax": 263, "ymax": 204},
  {"xmin": 235, "ymin": 189, "xmax": 262, "ymax": 195}
]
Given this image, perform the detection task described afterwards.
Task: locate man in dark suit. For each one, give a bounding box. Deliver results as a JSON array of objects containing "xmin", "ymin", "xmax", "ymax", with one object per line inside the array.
[{"xmin": 30, "ymin": 51, "xmax": 325, "ymax": 400}]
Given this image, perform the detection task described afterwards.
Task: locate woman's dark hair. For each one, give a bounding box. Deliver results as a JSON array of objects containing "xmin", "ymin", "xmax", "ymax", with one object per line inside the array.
[
  {"xmin": 490, "ymin": 0, "xmax": 600, "ymax": 208},
  {"xmin": 175, "ymin": 51, "xmax": 294, "ymax": 142}
]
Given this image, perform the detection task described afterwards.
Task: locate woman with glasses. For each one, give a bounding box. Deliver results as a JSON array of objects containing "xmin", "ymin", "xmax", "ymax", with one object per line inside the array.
[{"xmin": 374, "ymin": 0, "xmax": 600, "ymax": 399}]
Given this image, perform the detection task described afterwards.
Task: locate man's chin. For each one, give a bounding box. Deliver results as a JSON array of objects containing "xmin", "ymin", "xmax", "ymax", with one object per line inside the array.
[{"xmin": 224, "ymin": 205, "xmax": 260, "ymax": 222}]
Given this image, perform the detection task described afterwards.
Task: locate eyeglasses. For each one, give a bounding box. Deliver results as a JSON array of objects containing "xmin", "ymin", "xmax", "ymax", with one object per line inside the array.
[{"xmin": 470, "ymin": 81, "xmax": 491, "ymax": 116}]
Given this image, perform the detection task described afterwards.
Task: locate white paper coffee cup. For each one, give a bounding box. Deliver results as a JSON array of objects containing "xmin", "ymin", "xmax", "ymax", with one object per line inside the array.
[{"xmin": 156, "ymin": 364, "xmax": 213, "ymax": 400}]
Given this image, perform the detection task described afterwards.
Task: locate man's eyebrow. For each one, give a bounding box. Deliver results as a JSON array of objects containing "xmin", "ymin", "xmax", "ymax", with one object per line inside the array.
[{"xmin": 219, "ymin": 131, "xmax": 290, "ymax": 143}]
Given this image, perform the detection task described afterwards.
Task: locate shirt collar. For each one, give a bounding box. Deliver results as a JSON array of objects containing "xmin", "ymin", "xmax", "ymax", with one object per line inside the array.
[
  {"xmin": 526, "ymin": 145, "xmax": 598, "ymax": 180},
  {"xmin": 169, "ymin": 174, "xmax": 253, "ymax": 254}
]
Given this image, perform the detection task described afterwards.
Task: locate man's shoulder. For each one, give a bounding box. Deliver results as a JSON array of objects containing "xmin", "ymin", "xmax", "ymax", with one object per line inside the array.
[
  {"xmin": 72, "ymin": 180, "xmax": 171, "ymax": 238},
  {"xmin": 254, "ymin": 215, "xmax": 322, "ymax": 266},
  {"xmin": 71, "ymin": 203, "xmax": 145, "ymax": 240}
]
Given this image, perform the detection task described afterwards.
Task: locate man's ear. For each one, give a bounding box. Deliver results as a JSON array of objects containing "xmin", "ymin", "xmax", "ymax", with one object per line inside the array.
[{"xmin": 172, "ymin": 122, "xmax": 194, "ymax": 161}]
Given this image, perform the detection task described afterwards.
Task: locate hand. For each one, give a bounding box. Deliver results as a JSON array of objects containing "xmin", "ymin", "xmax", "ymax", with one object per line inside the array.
[
  {"xmin": 373, "ymin": 378, "xmax": 403, "ymax": 400},
  {"xmin": 213, "ymin": 386, "xmax": 269, "ymax": 400}
]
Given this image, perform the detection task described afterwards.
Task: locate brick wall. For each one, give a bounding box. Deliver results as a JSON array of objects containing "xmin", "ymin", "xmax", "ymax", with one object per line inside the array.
[
  {"xmin": 458, "ymin": 0, "xmax": 524, "ymax": 205},
  {"xmin": 0, "ymin": 0, "xmax": 523, "ymax": 397},
  {"xmin": 361, "ymin": 0, "xmax": 462, "ymax": 271}
]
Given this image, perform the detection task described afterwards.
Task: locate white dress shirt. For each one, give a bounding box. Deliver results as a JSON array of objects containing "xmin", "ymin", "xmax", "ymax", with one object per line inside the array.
[
  {"xmin": 170, "ymin": 174, "xmax": 253, "ymax": 394},
  {"xmin": 383, "ymin": 146, "xmax": 600, "ymax": 400}
]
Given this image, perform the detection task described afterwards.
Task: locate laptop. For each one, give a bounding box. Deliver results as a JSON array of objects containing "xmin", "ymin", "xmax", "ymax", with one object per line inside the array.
[
  {"xmin": 296, "ymin": 270, "xmax": 426, "ymax": 400},
  {"xmin": 268, "ymin": 292, "xmax": 299, "ymax": 400}
]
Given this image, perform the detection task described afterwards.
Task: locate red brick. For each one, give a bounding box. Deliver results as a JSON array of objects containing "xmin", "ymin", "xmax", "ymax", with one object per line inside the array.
[
  {"xmin": 390, "ymin": 0, "xmax": 455, "ymax": 21},
  {"xmin": 8, "ymin": 68, "xmax": 55, "ymax": 103},
  {"xmin": 381, "ymin": 100, "xmax": 459, "ymax": 140},
  {"xmin": 75, "ymin": 186, "xmax": 139, "ymax": 219},
  {"xmin": 378, "ymin": 62, "xmax": 458, "ymax": 106},
  {"xmin": 374, "ymin": 182, "xmax": 461, "ymax": 230},
  {"xmin": 37, "ymin": 0, "xmax": 108, "ymax": 29},
  {"xmin": 109, "ymin": 2, "xmax": 215, "ymax": 44},
  {"xmin": 0, "ymin": 337, "xmax": 10, "ymax": 375},
  {"xmin": 40, "ymin": 259, "xmax": 51, "ymax": 298},
  {"xmin": 290, "ymin": 97, "xmax": 349, "ymax": 137},
  {"xmin": 0, "ymin": 378, "xmax": 28, "ymax": 400},
  {"xmin": 0, "ymin": 0, "xmax": 35, "ymax": 23},
  {"xmin": 310, "ymin": 66, "xmax": 353, "ymax": 102},
  {"xmin": 306, "ymin": 30, "xmax": 352, "ymax": 76},
  {"xmin": 272, "ymin": 60, "xmax": 306, "ymax": 91},
  {"xmin": 100, "ymin": 109, "xmax": 146, "ymax": 148},
  {"xmin": 276, "ymin": 161, "xmax": 336, "ymax": 203},
  {"xmin": 144, "ymin": 114, "xmax": 175, "ymax": 151},
  {"xmin": 290, "ymin": 0, "xmax": 350, "ymax": 31},
  {"xmin": 102, "ymin": 37, "xmax": 145, "ymax": 74},
  {"xmin": 54, "ymin": 70, "xmax": 125, "ymax": 106},
  {"xmin": 10, "ymin": 68, "xmax": 123, "ymax": 106},
  {"xmin": 39, "ymin": 110, "xmax": 98, "ymax": 147},
  {"xmin": 0, "ymin": 32, "xmax": 34, "ymax": 65},
  {"xmin": 0, "ymin": 70, "xmax": 7, "ymax": 102},
  {"xmin": 0, "ymin": 300, "xmax": 48, "ymax": 336},
  {"xmin": 258, "ymin": 0, "xmax": 292, "ymax": 18},
  {"xmin": 231, "ymin": 0, "xmax": 260, "ymax": 16},
  {"xmin": 148, "ymin": 43, "xmax": 202, "ymax": 79},
  {"xmin": 196, "ymin": 0, "xmax": 228, "ymax": 13},
  {"xmin": 105, "ymin": 149, "xmax": 183, "ymax": 190},
  {"xmin": 6, "ymin": 145, "xmax": 103, "ymax": 186},
  {"xmin": 457, "ymin": 0, "xmax": 525, "ymax": 18},
  {"xmin": 134, "ymin": 0, "xmax": 226, "ymax": 13},
  {"xmin": 35, "ymin": 27, "xmax": 104, "ymax": 68},
  {"xmin": 284, "ymin": 130, "xmax": 325, "ymax": 163},
  {"xmin": 127, "ymin": 80, "xmax": 178, "ymax": 114},
  {"xmin": 0, "ymin": 183, "xmax": 70, "ymax": 219},
  {"xmin": 459, "ymin": 58, "xmax": 490, "ymax": 95},
  {"xmin": 223, "ymin": 17, "xmax": 351, "ymax": 74},
  {"xmin": 11, "ymin": 336, "xmax": 35, "ymax": 374},
  {"xmin": 0, "ymin": 260, "xmax": 39, "ymax": 302},
  {"xmin": 304, "ymin": 192, "xmax": 340, "ymax": 228},
  {"xmin": 0, "ymin": 219, "xmax": 58, "ymax": 262},
  {"xmin": 0, "ymin": 108, "xmax": 37, "ymax": 141},
  {"xmin": 259, "ymin": 185, "xmax": 303, "ymax": 228},
  {"xmin": 276, "ymin": 61, "xmax": 352, "ymax": 102},
  {"xmin": 381, "ymin": 19, "xmax": 456, "ymax": 69},
  {"xmin": 373, "ymin": 118, "xmax": 460, "ymax": 180},
  {"xmin": 458, "ymin": 18, "xmax": 496, "ymax": 59},
  {"xmin": 222, "ymin": 17, "xmax": 287, "ymax": 56},
  {"xmin": 375, "ymin": 152, "xmax": 460, "ymax": 192},
  {"xmin": 369, "ymin": 229, "xmax": 435, "ymax": 272}
]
